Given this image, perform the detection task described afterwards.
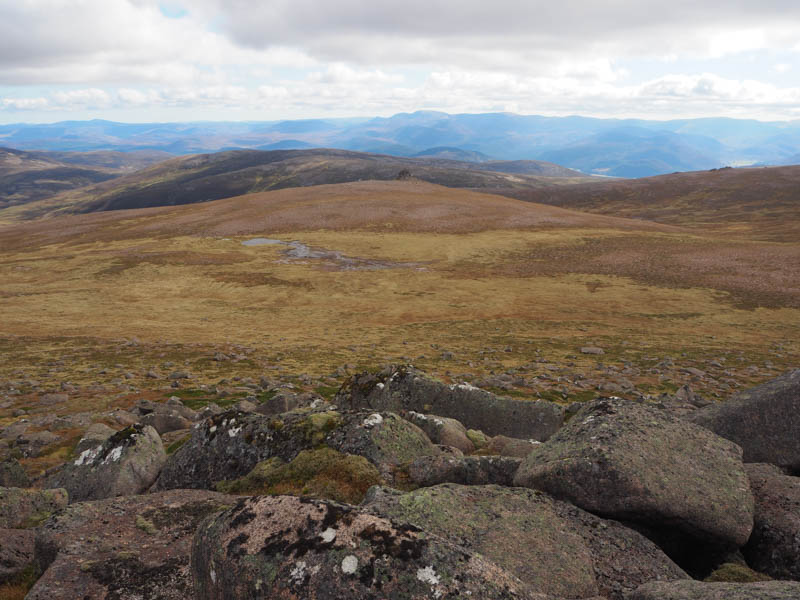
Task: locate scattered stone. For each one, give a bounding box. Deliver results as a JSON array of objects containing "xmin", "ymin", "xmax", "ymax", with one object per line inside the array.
[
  {"xmin": 743, "ymin": 463, "xmax": 800, "ymax": 580},
  {"xmin": 364, "ymin": 484, "xmax": 687, "ymax": 599},
  {"xmin": 514, "ymin": 397, "xmax": 754, "ymax": 561},
  {"xmin": 0, "ymin": 487, "xmax": 68, "ymax": 528},
  {"xmin": 141, "ymin": 412, "xmax": 194, "ymax": 435},
  {"xmin": 39, "ymin": 393, "xmax": 68, "ymax": 405},
  {"xmin": 27, "ymin": 490, "xmax": 235, "ymax": 600},
  {"xmin": 337, "ymin": 365, "xmax": 563, "ymax": 440},
  {"xmin": 581, "ymin": 347, "xmax": 605, "ymax": 355},
  {"xmin": 168, "ymin": 371, "xmax": 191, "ymax": 380},
  {"xmin": 74, "ymin": 422, "xmax": 116, "ymax": 455},
  {"xmin": 192, "ymin": 495, "xmax": 544, "ymax": 600},
  {"xmin": 629, "ymin": 580, "xmax": 800, "ymax": 599},
  {"xmin": 45, "ymin": 424, "xmax": 166, "ymax": 503},
  {"xmin": 691, "ymin": 369, "xmax": 800, "ymax": 471}
]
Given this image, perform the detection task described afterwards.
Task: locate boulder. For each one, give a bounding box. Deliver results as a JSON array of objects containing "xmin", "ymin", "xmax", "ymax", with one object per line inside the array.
[
  {"xmin": 74, "ymin": 422, "xmax": 116, "ymax": 455},
  {"xmin": 155, "ymin": 408, "xmax": 438, "ymax": 490},
  {"xmin": 629, "ymin": 580, "xmax": 800, "ymax": 599},
  {"xmin": 0, "ymin": 528, "xmax": 35, "ymax": 584},
  {"xmin": 336, "ymin": 365, "xmax": 564, "ymax": 440},
  {"xmin": 0, "ymin": 457, "xmax": 30, "ymax": 487},
  {"xmin": 192, "ymin": 494, "xmax": 549, "ymax": 600},
  {"xmin": 690, "ymin": 369, "xmax": 800, "ymax": 471},
  {"xmin": 404, "ymin": 411, "xmax": 475, "ymax": 453},
  {"xmin": 140, "ymin": 412, "xmax": 194, "ymax": 435},
  {"xmin": 363, "ymin": 484, "xmax": 687, "ymax": 599},
  {"xmin": 488, "ymin": 434, "xmax": 541, "ymax": 458},
  {"xmin": 514, "ymin": 398, "xmax": 754, "ymax": 551},
  {"xmin": 743, "ymin": 463, "xmax": 800, "ymax": 580},
  {"xmin": 45, "ymin": 424, "xmax": 166, "ymax": 502},
  {"xmin": 408, "ymin": 455, "xmax": 522, "ymax": 487},
  {"xmin": 0, "ymin": 487, "xmax": 68, "ymax": 528},
  {"xmin": 27, "ymin": 490, "xmax": 235, "ymax": 600}
]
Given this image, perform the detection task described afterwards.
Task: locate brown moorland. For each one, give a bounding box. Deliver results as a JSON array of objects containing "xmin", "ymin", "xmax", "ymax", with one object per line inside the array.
[{"xmin": 0, "ymin": 180, "xmax": 797, "ymax": 488}]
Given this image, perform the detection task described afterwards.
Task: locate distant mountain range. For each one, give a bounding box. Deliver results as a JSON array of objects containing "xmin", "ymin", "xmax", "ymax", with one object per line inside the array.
[{"xmin": 1, "ymin": 111, "xmax": 800, "ymax": 177}]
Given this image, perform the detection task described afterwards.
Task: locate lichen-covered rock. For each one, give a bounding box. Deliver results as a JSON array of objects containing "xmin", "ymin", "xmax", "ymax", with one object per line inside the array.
[
  {"xmin": 404, "ymin": 411, "xmax": 475, "ymax": 453},
  {"xmin": 488, "ymin": 435, "xmax": 541, "ymax": 458},
  {"xmin": 192, "ymin": 494, "xmax": 551, "ymax": 600},
  {"xmin": 216, "ymin": 447, "xmax": 382, "ymax": 504},
  {"xmin": 156, "ymin": 408, "xmax": 438, "ymax": 490},
  {"xmin": 336, "ymin": 365, "xmax": 564, "ymax": 440},
  {"xmin": 513, "ymin": 397, "xmax": 754, "ymax": 549},
  {"xmin": 407, "ymin": 455, "xmax": 522, "ymax": 487},
  {"xmin": 628, "ymin": 580, "xmax": 800, "ymax": 599},
  {"xmin": 363, "ymin": 484, "xmax": 686, "ymax": 599},
  {"xmin": 0, "ymin": 528, "xmax": 35, "ymax": 584},
  {"xmin": 27, "ymin": 490, "xmax": 235, "ymax": 600},
  {"xmin": 690, "ymin": 369, "xmax": 800, "ymax": 471},
  {"xmin": 0, "ymin": 487, "xmax": 68, "ymax": 528},
  {"xmin": 0, "ymin": 457, "xmax": 30, "ymax": 487},
  {"xmin": 742, "ymin": 463, "xmax": 800, "ymax": 580},
  {"xmin": 44, "ymin": 423, "xmax": 166, "ymax": 502}
]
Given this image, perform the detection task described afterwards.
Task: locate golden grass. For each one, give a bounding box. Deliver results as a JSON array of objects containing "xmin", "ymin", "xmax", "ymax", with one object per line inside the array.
[{"xmin": 0, "ymin": 182, "xmax": 796, "ymax": 396}]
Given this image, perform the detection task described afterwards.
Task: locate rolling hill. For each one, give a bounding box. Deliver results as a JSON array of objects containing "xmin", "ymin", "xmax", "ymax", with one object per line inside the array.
[
  {"xmin": 2, "ymin": 148, "xmax": 587, "ymax": 222},
  {"xmin": 0, "ymin": 146, "xmax": 171, "ymax": 208},
  {"xmin": 494, "ymin": 165, "xmax": 800, "ymax": 241}
]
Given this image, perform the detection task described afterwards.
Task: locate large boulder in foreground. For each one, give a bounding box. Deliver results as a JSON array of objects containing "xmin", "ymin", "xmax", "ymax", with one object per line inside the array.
[
  {"xmin": 45, "ymin": 423, "xmax": 166, "ymax": 503},
  {"xmin": 27, "ymin": 490, "xmax": 235, "ymax": 600},
  {"xmin": 513, "ymin": 397, "xmax": 754, "ymax": 550},
  {"xmin": 629, "ymin": 580, "xmax": 800, "ymax": 599},
  {"xmin": 0, "ymin": 487, "xmax": 68, "ymax": 528},
  {"xmin": 192, "ymin": 494, "xmax": 549, "ymax": 600},
  {"xmin": 336, "ymin": 365, "xmax": 564, "ymax": 440},
  {"xmin": 155, "ymin": 408, "xmax": 438, "ymax": 490},
  {"xmin": 363, "ymin": 484, "xmax": 686, "ymax": 599},
  {"xmin": 690, "ymin": 369, "xmax": 800, "ymax": 472},
  {"xmin": 743, "ymin": 463, "xmax": 800, "ymax": 580}
]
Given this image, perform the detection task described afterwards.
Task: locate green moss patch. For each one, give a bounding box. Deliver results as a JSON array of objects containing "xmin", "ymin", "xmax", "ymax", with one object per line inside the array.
[
  {"xmin": 216, "ymin": 447, "xmax": 381, "ymax": 504},
  {"xmin": 704, "ymin": 563, "xmax": 772, "ymax": 583}
]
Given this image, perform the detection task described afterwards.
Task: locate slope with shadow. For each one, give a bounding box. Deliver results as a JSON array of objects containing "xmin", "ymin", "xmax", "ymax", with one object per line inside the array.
[
  {"xmin": 495, "ymin": 165, "xmax": 800, "ymax": 241},
  {"xmin": 0, "ymin": 147, "xmax": 171, "ymax": 209},
  {"xmin": 7, "ymin": 148, "xmax": 587, "ymax": 221}
]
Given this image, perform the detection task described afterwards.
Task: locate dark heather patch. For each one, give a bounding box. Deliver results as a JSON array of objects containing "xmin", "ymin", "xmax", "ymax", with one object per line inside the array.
[{"xmin": 88, "ymin": 556, "xmax": 189, "ymax": 600}]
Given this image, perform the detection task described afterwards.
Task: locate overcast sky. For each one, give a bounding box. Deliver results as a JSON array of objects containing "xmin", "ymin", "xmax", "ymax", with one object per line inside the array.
[{"xmin": 1, "ymin": 0, "xmax": 799, "ymax": 123}]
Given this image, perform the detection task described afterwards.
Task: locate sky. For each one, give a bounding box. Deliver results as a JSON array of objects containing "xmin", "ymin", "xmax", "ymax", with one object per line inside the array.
[{"xmin": 1, "ymin": 0, "xmax": 799, "ymax": 123}]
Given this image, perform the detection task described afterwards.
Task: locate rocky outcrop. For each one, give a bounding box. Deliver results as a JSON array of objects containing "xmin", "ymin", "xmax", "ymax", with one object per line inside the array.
[
  {"xmin": 690, "ymin": 369, "xmax": 800, "ymax": 471},
  {"xmin": 513, "ymin": 398, "xmax": 754, "ymax": 552},
  {"xmin": 155, "ymin": 408, "xmax": 439, "ymax": 490},
  {"xmin": 363, "ymin": 484, "xmax": 687, "ymax": 599},
  {"xmin": 629, "ymin": 580, "xmax": 800, "ymax": 599},
  {"xmin": 487, "ymin": 434, "xmax": 541, "ymax": 458},
  {"xmin": 743, "ymin": 463, "xmax": 800, "ymax": 580},
  {"xmin": 0, "ymin": 528, "xmax": 35, "ymax": 584},
  {"xmin": 336, "ymin": 365, "xmax": 564, "ymax": 440},
  {"xmin": 192, "ymin": 494, "xmax": 552, "ymax": 600},
  {"xmin": 44, "ymin": 423, "xmax": 166, "ymax": 503},
  {"xmin": 27, "ymin": 490, "xmax": 235, "ymax": 600},
  {"xmin": 407, "ymin": 455, "xmax": 522, "ymax": 487},
  {"xmin": 0, "ymin": 487, "xmax": 68, "ymax": 528}
]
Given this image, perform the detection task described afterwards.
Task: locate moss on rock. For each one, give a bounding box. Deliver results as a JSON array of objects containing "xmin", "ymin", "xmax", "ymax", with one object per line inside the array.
[{"xmin": 216, "ymin": 447, "xmax": 381, "ymax": 504}]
